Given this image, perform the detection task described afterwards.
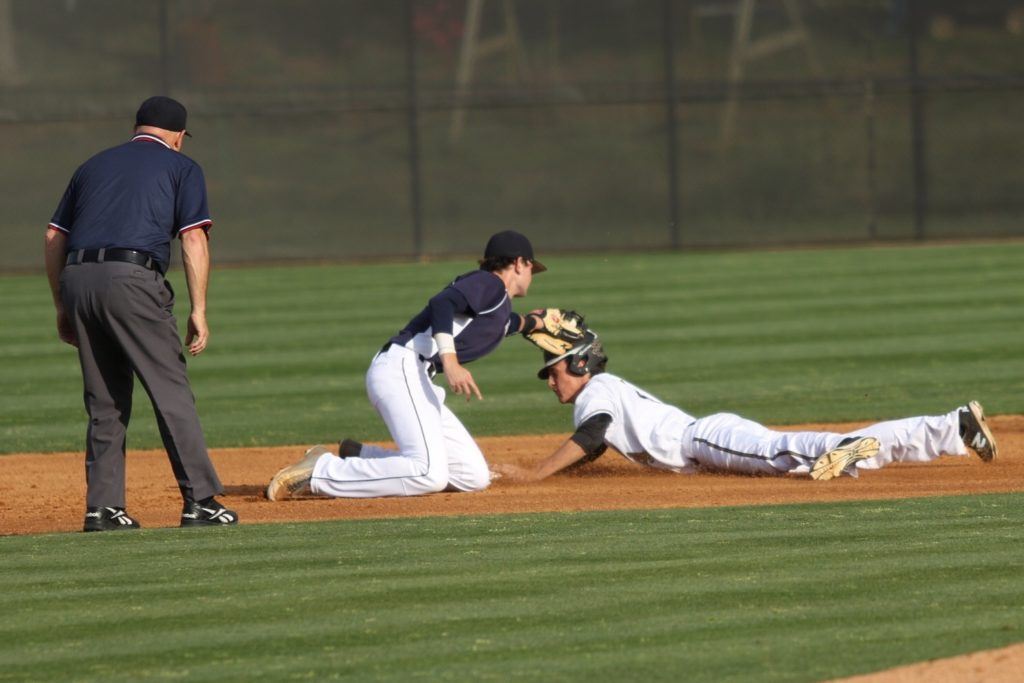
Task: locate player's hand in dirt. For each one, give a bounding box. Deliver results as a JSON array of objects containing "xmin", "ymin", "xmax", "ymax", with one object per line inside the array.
[{"xmin": 489, "ymin": 463, "xmax": 534, "ymax": 482}]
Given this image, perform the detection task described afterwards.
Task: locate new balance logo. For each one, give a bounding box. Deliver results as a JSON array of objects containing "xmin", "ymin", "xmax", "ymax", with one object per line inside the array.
[{"xmin": 970, "ymin": 433, "xmax": 988, "ymax": 450}]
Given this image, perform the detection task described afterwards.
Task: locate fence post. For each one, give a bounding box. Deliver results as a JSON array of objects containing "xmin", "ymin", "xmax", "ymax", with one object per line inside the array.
[
  {"xmin": 158, "ymin": 0, "xmax": 170, "ymax": 92},
  {"xmin": 405, "ymin": 0, "xmax": 425, "ymax": 259},
  {"xmin": 662, "ymin": 0, "xmax": 681, "ymax": 249},
  {"xmin": 864, "ymin": 41, "xmax": 880, "ymax": 240},
  {"xmin": 907, "ymin": 0, "xmax": 927, "ymax": 240}
]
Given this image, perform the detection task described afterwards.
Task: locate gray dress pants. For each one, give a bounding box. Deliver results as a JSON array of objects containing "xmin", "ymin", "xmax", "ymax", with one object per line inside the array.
[{"xmin": 60, "ymin": 261, "xmax": 222, "ymax": 507}]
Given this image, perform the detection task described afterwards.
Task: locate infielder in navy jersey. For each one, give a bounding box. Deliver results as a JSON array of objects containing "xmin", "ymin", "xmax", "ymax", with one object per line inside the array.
[
  {"xmin": 45, "ymin": 96, "xmax": 237, "ymax": 531},
  {"xmin": 267, "ymin": 231, "xmax": 549, "ymax": 500},
  {"xmin": 494, "ymin": 329, "xmax": 997, "ymax": 483}
]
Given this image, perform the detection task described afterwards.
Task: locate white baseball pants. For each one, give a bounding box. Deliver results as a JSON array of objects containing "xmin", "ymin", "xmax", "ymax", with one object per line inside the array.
[
  {"xmin": 309, "ymin": 344, "xmax": 491, "ymax": 498},
  {"xmin": 682, "ymin": 408, "xmax": 967, "ymax": 477}
]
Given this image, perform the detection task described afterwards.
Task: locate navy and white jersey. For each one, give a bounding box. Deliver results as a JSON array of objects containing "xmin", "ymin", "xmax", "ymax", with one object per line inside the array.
[
  {"xmin": 388, "ymin": 270, "xmax": 521, "ymax": 367},
  {"xmin": 573, "ymin": 373, "xmax": 698, "ymax": 473},
  {"xmin": 49, "ymin": 133, "xmax": 212, "ymax": 269}
]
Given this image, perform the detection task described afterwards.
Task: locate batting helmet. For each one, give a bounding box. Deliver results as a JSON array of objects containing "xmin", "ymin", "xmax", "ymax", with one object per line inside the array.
[{"xmin": 537, "ymin": 330, "xmax": 608, "ymax": 380}]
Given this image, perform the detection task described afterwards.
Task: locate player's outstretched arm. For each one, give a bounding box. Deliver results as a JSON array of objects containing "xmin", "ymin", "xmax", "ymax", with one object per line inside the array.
[{"xmin": 492, "ymin": 437, "xmax": 587, "ymax": 483}]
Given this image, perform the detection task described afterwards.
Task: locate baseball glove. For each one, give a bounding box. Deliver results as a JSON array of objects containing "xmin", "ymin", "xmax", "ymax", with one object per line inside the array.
[{"xmin": 524, "ymin": 309, "xmax": 587, "ymax": 355}]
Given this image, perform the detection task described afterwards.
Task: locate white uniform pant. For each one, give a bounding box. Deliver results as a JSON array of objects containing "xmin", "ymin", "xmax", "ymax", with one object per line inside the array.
[
  {"xmin": 309, "ymin": 345, "xmax": 491, "ymax": 498},
  {"xmin": 682, "ymin": 408, "xmax": 967, "ymax": 477}
]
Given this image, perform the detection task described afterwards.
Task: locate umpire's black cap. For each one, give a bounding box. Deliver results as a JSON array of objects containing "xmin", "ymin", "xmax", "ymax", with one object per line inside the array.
[
  {"xmin": 136, "ymin": 96, "xmax": 192, "ymax": 137},
  {"xmin": 484, "ymin": 230, "xmax": 547, "ymax": 273}
]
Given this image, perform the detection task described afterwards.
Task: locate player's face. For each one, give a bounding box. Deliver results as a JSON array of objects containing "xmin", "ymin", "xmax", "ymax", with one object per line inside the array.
[
  {"xmin": 512, "ymin": 257, "xmax": 533, "ymax": 297},
  {"xmin": 546, "ymin": 360, "xmax": 589, "ymax": 404}
]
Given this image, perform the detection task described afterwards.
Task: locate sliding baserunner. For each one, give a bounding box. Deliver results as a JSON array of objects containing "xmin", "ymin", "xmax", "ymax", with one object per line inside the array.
[{"xmin": 494, "ymin": 319, "xmax": 997, "ymax": 483}]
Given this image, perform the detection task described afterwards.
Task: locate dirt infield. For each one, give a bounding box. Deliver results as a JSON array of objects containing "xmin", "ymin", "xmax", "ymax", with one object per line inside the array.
[
  {"xmin": 1, "ymin": 416, "xmax": 1022, "ymax": 679},
  {"xmin": 2, "ymin": 416, "xmax": 1022, "ymax": 536},
  {"xmin": 832, "ymin": 642, "xmax": 1024, "ymax": 683}
]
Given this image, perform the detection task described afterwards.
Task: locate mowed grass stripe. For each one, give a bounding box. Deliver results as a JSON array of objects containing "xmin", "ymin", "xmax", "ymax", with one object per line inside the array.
[
  {"xmin": 1, "ymin": 494, "xmax": 1022, "ymax": 681},
  {"xmin": 2, "ymin": 242, "xmax": 1022, "ymax": 452}
]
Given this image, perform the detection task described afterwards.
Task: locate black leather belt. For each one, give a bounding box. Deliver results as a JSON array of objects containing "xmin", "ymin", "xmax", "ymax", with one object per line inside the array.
[{"xmin": 66, "ymin": 248, "xmax": 165, "ymax": 275}]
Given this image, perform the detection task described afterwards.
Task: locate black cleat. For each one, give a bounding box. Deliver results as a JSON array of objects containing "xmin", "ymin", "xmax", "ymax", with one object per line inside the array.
[
  {"xmin": 83, "ymin": 507, "xmax": 141, "ymax": 532},
  {"xmin": 180, "ymin": 498, "xmax": 238, "ymax": 527},
  {"xmin": 960, "ymin": 401, "xmax": 997, "ymax": 462},
  {"xmin": 338, "ymin": 438, "xmax": 363, "ymax": 458}
]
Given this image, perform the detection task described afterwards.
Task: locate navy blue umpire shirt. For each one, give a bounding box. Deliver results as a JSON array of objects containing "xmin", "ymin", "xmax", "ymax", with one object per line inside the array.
[{"xmin": 49, "ymin": 133, "xmax": 212, "ymax": 269}]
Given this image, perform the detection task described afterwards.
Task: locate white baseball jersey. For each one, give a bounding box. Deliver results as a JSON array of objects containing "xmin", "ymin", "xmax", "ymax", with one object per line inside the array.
[
  {"xmin": 573, "ymin": 373, "xmax": 969, "ymax": 477},
  {"xmin": 573, "ymin": 373, "xmax": 698, "ymax": 473}
]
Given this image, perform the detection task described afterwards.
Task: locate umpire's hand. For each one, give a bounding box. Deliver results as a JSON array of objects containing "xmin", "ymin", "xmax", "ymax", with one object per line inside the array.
[
  {"xmin": 185, "ymin": 311, "xmax": 208, "ymax": 355},
  {"xmin": 56, "ymin": 307, "xmax": 78, "ymax": 347}
]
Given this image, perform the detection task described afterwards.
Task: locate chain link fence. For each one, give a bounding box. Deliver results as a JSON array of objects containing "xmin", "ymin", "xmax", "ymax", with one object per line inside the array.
[{"xmin": 2, "ymin": 0, "xmax": 1023, "ymax": 269}]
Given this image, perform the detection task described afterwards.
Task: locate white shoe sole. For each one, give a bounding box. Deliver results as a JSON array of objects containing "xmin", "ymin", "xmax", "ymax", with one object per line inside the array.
[
  {"xmin": 266, "ymin": 445, "xmax": 331, "ymax": 501},
  {"xmin": 966, "ymin": 401, "xmax": 997, "ymax": 462},
  {"xmin": 810, "ymin": 437, "xmax": 881, "ymax": 481}
]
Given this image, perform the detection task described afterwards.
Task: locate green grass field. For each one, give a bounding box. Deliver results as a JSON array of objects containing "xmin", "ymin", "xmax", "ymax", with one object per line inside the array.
[
  {"xmin": 2, "ymin": 243, "xmax": 1022, "ymax": 680},
  {"xmin": 2, "ymin": 242, "xmax": 1022, "ymax": 453},
  {"xmin": 2, "ymin": 495, "xmax": 1022, "ymax": 682}
]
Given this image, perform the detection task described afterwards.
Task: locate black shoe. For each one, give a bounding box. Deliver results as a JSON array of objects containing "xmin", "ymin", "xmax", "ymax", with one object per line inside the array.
[
  {"xmin": 180, "ymin": 498, "xmax": 239, "ymax": 527},
  {"xmin": 960, "ymin": 401, "xmax": 997, "ymax": 462},
  {"xmin": 83, "ymin": 507, "xmax": 141, "ymax": 532},
  {"xmin": 338, "ymin": 438, "xmax": 363, "ymax": 458}
]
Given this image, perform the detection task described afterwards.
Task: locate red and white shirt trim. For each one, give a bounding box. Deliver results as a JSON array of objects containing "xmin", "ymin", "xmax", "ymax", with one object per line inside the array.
[
  {"xmin": 178, "ymin": 219, "xmax": 213, "ymax": 235},
  {"xmin": 48, "ymin": 222, "xmax": 70, "ymax": 234},
  {"xmin": 131, "ymin": 133, "xmax": 172, "ymax": 149}
]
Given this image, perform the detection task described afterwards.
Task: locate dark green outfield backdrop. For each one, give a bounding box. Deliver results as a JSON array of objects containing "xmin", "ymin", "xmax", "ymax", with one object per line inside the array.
[
  {"xmin": 2, "ymin": 243, "xmax": 1021, "ymax": 454},
  {"xmin": 3, "ymin": 0, "xmax": 1024, "ymax": 270}
]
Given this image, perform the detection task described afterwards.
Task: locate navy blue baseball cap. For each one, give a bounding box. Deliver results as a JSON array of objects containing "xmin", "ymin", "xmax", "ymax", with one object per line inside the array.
[
  {"xmin": 484, "ymin": 230, "xmax": 547, "ymax": 273},
  {"xmin": 135, "ymin": 96, "xmax": 192, "ymax": 136}
]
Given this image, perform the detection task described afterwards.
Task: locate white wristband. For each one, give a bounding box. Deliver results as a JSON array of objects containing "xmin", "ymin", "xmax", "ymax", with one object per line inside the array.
[{"xmin": 434, "ymin": 332, "xmax": 456, "ymax": 356}]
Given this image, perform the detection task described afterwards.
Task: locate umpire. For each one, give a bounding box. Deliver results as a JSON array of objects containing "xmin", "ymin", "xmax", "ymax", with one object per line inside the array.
[{"xmin": 44, "ymin": 96, "xmax": 238, "ymax": 532}]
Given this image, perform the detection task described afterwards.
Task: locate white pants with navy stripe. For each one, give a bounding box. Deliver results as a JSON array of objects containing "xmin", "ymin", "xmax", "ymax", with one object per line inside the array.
[
  {"xmin": 681, "ymin": 408, "xmax": 968, "ymax": 477},
  {"xmin": 309, "ymin": 345, "xmax": 491, "ymax": 498}
]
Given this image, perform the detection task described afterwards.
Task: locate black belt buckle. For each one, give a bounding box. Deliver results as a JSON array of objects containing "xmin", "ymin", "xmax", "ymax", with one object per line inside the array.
[
  {"xmin": 418, "ymin": 354, "xmax": 439, "ymax": 379},
  {"xmin": 66, "ymin": 248, "xmax": 164, "ymax": 275}
]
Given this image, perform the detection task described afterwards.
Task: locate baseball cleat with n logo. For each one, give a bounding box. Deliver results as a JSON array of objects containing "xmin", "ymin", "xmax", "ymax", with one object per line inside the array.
[{"xmin": 961, "ymin": 401, "xmax": 997, "ymax": 462}]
